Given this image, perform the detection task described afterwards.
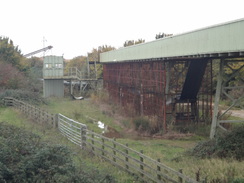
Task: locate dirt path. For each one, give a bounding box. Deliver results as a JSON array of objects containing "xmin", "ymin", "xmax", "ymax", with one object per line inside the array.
[{"xmin": 229, "ymin": 109, "xmax": 244, "ymax": 119}]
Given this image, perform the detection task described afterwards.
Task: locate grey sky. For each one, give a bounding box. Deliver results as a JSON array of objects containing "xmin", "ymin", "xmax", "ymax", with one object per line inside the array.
[{"xmin": 1, "ymin": 0, "xmax": 243, "ymax": 59}]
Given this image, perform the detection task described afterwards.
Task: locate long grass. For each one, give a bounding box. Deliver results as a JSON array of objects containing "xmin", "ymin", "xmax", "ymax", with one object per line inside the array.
[
  {"xmin": 0, "ymin": 106, "xmax": 139, "ymax": 182},
  {"xmin": 40, "ymin": 97, "xmax": 244, "ymax": 182},
  {"xmin": 2, "ymin": 97, "xmax": 244, "ymax": 182}
]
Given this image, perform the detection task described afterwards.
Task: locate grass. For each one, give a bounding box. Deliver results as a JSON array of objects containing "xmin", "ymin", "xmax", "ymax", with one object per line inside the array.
[
  {"xmin": 2, "ymin": 97, "xmax": 244, "ymax": 182},
  {"xmin": 0, "ymin": 106, "xmax": 139, "ymax": 182},
  {"xmin": 44, "ymin": 97, "xmax": 123, "ymax": 134},
  {"xmin": 42, "ymin": 97, "xmax": 244, "ymax": 182}
]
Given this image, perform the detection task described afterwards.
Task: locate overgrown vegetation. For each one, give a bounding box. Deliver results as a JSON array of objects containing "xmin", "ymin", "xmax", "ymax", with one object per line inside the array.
[
  {"xmin": 0, "ymin": 122, "xmax": 115, "ymax": 183},
  {"xmin": 132, "ymin": 116, "xmax": 159, "ymax": 134},
  {"xmin": 0, "ymin": 89, "xmax": 47, "ymax": 105},
  {"xmin": 0, "ymin": 37, "xmax": 45, "ymax": 105},
  {"xmin": 189, "ymin": 125, "xmax": 244, "ymax": 160},
  {"xmin": 1, "ymin": 98, "xmax": 244, "ymax": 182},
  {"xmin": 133, "ymin": 117, "xmax": 150, "ymax": 132}
]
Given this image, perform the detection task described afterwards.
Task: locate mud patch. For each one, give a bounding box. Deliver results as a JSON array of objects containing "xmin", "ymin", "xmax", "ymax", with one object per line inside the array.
[
  {"xmin": 104, "ymin": 126, "xmax": 123, "ymax": 138},
  {"xmin": 152, "ymin": 132, "xmax": 194, "ymax": 140}
]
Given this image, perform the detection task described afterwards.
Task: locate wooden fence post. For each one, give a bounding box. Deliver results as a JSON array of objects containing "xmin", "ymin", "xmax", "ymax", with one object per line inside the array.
[
  {"xmin": 29, "ymin": 105, "xmax": 32, "ymax": 117},
  {"xmin": 81, "ymin": 125, "xmax": 87, "ymax": 149},
  {"xmin": 196, "ymin": 168, "xmax": 200, "ymax": 182},
  {"xmin": 178, "ymin": 169, "xmax": 183, "ymax": 183},
  {"xmin": 125, "ymin": 143, "xmax": 129, "ymax": 171},
  {"xmin": 102, "ymin": 138, "xmax": 105, "ymax": 156},
  {"xmin": 23, "ymin": 102, "xmax": 25, "ymax": 113},
  {"xmin": 36, "ymin": 107, "xmax": 39, "ymax": 121},
  {"xmin": 113, "ymin": 138, "xmax": 116, "ymax": 163},
  {"xmin": 46, "ymin": 112, "xmax": 49, "ymax": 125},
  {"xmin": 92, "ymin": 131, "xmax": 95, "ymax": 152},
  {"xmin": 157, "ymin": 159, "xmax": 161, "ymax": 181},
  {"xmin": 140, "ymin": 150, "xmax": 144, "ymax": 177},
  {"xmin": 20, "ymin": 102, "xmax": 22, "ymax": 111},
  {"xmin": 34, "ymin": 106, "xmax": 36, "ymax": 119},
  {"xmin": 35, "ymin": 106, "xmax": 37, "ymax": 120},
  {"xmin": 42, "ymin": 110, "xmax": 45, "ymax": 124},
  {"xmin": 53, "ymin": 114, "xmax": 59, "ymax": 128},
  {"xmin": 12, "ymin": 99, "xmax": 15, "ymax": 107},
  {"xmin": 23, "ymin": 103, "xmax": 25, "ymax": 114}
]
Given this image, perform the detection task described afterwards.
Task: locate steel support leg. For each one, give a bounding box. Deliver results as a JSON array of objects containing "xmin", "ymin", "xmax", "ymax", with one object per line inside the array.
[
  {"xmin": 210, "ymin": 59, "xmax": 244, "ymax": 138},
  {"xmin": 210, "ymin": 60, "xmax": 224, "ymax": 139}
]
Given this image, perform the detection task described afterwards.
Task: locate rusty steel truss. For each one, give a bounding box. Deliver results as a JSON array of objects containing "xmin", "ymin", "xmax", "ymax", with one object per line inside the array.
[{"xmin": 103, "ymin": 59, "xmax": 213, "ymax": 132}]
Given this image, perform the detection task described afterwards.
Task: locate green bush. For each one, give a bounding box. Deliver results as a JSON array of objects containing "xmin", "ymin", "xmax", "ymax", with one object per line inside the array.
[
  {"xmin": 0, "ymin": 89, "xmax": 47, "ymax": 105},
  {"xmin": 189, "ymin": 125, "xmax": 244, "ymax": 160},
  {"xmin": 0, "ymin": 122, "xmax": 115, "ymax": 183},
  {"xmin": 231, "ymin": 178, "xmax": 244, "ymax": 183},
  {"xmin": 133, "ymin": 117, "xmax": 150, "ymax": 132},
  {"xmin": 215, "ymin": 126, "xmax": 244, "ymax": 160}
]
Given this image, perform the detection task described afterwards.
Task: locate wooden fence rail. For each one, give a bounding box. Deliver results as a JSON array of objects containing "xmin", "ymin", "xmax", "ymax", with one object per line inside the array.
[
  {"xmin": 4, "ymin": 97, "xmax": 57, "ymax": 127},
  {"xmin": 3, "ymin": 97, "xmax": 201, "ymax": 183}
]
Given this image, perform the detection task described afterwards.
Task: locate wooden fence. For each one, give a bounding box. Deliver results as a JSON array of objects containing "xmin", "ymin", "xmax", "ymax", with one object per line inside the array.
[
  {"xmin": 4, "ymin": 97, "xmax": 57, "ymax": 127},
  {"xmin": 3, "ymin": 97, "xmax": 201, "ymax": 183}
]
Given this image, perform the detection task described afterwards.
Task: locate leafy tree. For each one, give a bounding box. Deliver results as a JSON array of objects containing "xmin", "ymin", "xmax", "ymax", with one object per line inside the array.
[
  {"xmin": 0, "ymin": 62, "xmax": 27, "ymax": 90},
  {"xmin": 65, "ymin": 56, "xmax": 87, "ymax": 70},
  {"xmin": 23, "ymin": 57, "xmax": 44, "ymax": 92},
  {"xmin": 20, "ymin": 56, "xmax": 43, "ymax": 72},
  {"xmin": 135, "ymin": 39, "xmax": 145, "ymax": 45},
  {"xmin": 123, "ymin": 40, "xmax": 134, "ymax": 47},
  {"xmin": 64, "ymin": 45, "xmax": 114, "ymax": 80},
  {"xmin": 88, "ymin": 45, "xmax": 115, "ymax": 79},
  {"xmin": 0, "ymin": 37, "xmax": 23, "ymax": 69},
  {"xmin": 0, "ymin": 37, "xmax": 44, "ymax": 93},
  {"xmin": 98, "ymin": 45, "xmax": 115, "ymax": 53},
  {"xmin": 155, "ymin": 33, "xmax": 173, "ymax": 39},
  {"xmin": 123, "ymin": 39, "xmax": 145, "ymax": 47},
  {"xmin": 88, "ymin": 45, "xmax": 115, "ymax": 61}
]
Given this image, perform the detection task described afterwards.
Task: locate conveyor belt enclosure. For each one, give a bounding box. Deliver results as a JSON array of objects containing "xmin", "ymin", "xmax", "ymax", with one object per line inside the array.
[
  {"xmin": 100, "ymin": 18, "xmax": 244, "ymax": 62},
  {"xmin": 100, "ymin": 18, "xmax": 244, "ymax": 132}
]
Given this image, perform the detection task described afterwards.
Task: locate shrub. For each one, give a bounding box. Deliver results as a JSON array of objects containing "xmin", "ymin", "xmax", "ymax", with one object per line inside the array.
[
  {"xmin": 231, "ymin": 178, "xmax": 244, "ymax": 183},
  {"xmin": 133, "ymin": 117, "xmax": 150, "ymax": 132},
  {"xmin": 0, "ymin": 122, "xmax": 115, "ymax": 183},
  {"xmin": 0, "ymin": 61, "xmax": 27, "ymax": 89},
  {"xmin": 215, "ymin": 126, "xmax": 244, "ymax": 160},
  {"xmin": 0, "ymin": 89, "xmax": 47, "ymax": 105},
  {"xmin": 189, "ymin": 125, "xmax": 244, "ymax": 160}
]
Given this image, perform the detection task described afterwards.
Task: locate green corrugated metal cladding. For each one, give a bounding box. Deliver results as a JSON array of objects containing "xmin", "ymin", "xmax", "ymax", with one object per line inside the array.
[
  {"xmin": 43, "ymin": 56, "xmax": 64, "ymax": 78},
  {"xmin": 100, "ymin": 18, "xmax": 244, "ymax": 62},
  {"xmin": 43, "ymin": 56, "xmax": 64, "ymax": 98}
]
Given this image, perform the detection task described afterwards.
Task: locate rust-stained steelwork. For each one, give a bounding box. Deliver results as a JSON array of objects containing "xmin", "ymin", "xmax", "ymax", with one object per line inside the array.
[
  {"xmin": 101, "ymin": 19, "xmax": 244, "ymax": 135},
  {"xmin": 103, "ymin": 59, "xmax": 213, "ymax": 131}
]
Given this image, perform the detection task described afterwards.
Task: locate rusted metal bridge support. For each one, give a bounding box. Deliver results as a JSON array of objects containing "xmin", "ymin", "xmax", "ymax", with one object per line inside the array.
[
  {"xmin": 210, "ymin": 59, "xmax": 244, "ymax": 139},
  {"xmin": 103, "ymin": 60, "xmax": 212, "ymax": 132}
]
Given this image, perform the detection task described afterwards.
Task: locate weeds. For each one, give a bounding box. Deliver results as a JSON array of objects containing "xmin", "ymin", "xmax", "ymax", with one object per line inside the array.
[
  {"xmin": 133, "ymin": 117, "xmax": 150, "ymax": 132},
  {"xmin": 189, "ymin": 125, "xmax": 244, "ymax": 160},
  {"xmin": 73, "ymin": 110, "xmax": 82, "ymax": 120},
  {"xmin": 0, "ymin": 89, "xmax": 47, "ymax": 105},
  {"xmin": 0, "ymin": 122, "xmax": 115, "ymax": 183},
  {"xmin": 132, "ymin": 116, "xmax": 162, "ymax": 134}
]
